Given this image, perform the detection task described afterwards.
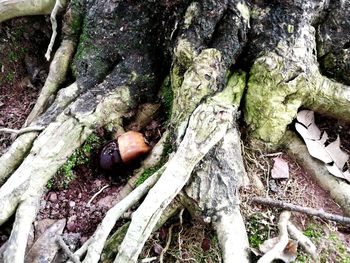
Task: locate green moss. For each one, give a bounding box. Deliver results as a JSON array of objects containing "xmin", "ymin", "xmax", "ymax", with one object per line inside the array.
[
  {"xmin": 159, "ymin": 76, "xmax": 174, "ymax": 119},
  {"xmin": 303, "ymin": 223, "xmax": 323, "ymax": 241},
  {"xmin": 135, "ymin": 165, "xmax": 161, "ymax": 186},
  {"xmin": 246, "ymin": 214, "xmax": 270, "ymax": 248},
  {"xmin": 8, "ymin": 47, "xmax": 27, "ymax": 63},
  {"xmin": 244, "ymin": 53, "xmax": 305, "ymax": 145},
  {"xmin": 48, "ymin": 133, "xmax": 102, "ymax": 189},
  {"xmin": 101, "ymin": 222, "xmax": 130, "ymax": 262},
  {"xmin": 135, "ymin": 134, "xmax": 174, "ymax": 186},
  {"xmin": 322, "ymin": 53, "xmax": 336, "ymax": 70},
  {"xmin": 212, "ymin": 70, "xmax": 246, "ymax": 107}
]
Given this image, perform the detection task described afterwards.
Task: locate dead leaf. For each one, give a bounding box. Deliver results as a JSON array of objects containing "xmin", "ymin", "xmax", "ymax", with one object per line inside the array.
[
  {"xmin": 295, "ymin": 110, "xmax": 350, "ymax": 182},
  {"xmin": 271, "ymin": 157, "xmax": 289, "ymax": 179},
  {"xmin": 280, "ymin": 240, "xmax": 298, "ymax": 263},
  {"xmin": 295, "ymin": 110, "xmax": 332, "ymax": 163}
]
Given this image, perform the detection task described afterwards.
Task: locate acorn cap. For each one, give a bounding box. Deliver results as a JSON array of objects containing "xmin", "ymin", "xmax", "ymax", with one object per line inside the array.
[{"xmin": 117, "ymin": 131, "xmax": 151, "ymax": 163}]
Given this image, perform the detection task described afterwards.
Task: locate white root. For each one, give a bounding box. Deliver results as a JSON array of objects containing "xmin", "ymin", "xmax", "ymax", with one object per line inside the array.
[
  {"xmin": 258, "ymin": 211, "xmax": 291, "ymax": 263},
  {"xmin": 0, "ymin": 126, "xmax": 44, "ymax": 135},
  {"xmin": 26, "ymin": 40, "xmax": 76, "ymax": 125},
  {"xmin": 2, "ymin": 196, "xmax": 40, "ymax": 263},
  {"xmin": 214, "ymin": 209, "xmax": 250, "ymax": 263},
  {"xmin": 56, "ymin": 236, "xmax": 81, "ymax": 263},
  {"xmin": 115, "ymin": 101, "xmax": 236, "ymax": 262},
  {"xmin": 0, "ymin": 132, "xmax": 39, "ymax": 186},
  {"xmin": 0, "ymin": 0, "xmax": 55, "ymax": 22},
  {"xmin": 77, "ymin": 168, "xmax": 164, "ymax": 263},
  {"xmin": 86, "ymin": 185, "xmax": 109, "ymax": 206},
  {"xmin": 45, "ymin": 0, "xmax": 66, "ymax": 61},
  {"xmin": 0, "ymin": 89, "xmax": 133, "ymax": 260}
]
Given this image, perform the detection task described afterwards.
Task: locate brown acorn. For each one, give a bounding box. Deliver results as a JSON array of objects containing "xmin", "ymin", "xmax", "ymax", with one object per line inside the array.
[{"xmin": 99, "ymin": 131, "xmax": 150, "ymax": 171}]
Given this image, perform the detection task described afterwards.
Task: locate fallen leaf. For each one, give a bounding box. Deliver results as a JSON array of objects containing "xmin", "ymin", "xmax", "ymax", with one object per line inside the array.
[
  {"xmin": 295, "ymin": 110, "xmax": 350, "ymax": 182},
  {"xmin": 295, "ymin": 111, "xmax": 332, "ymax": 163},
  {"xmin": 271, "ymin": 157, "xmax": 289, "ymax": 179}
]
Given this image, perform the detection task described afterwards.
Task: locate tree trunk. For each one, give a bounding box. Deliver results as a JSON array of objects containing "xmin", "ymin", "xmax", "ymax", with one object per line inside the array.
[{"xmin": 0, "ymin": 0, "xmax": 350, "ymax": 262}]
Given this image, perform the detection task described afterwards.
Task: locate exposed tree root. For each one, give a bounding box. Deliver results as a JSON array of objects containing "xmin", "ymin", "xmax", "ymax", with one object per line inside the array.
[
  {"xmin": 26, "ymin": 39, "xmax": 76, "ymax": 125},
  {"xmin": 245, "ymin": 1, "xmax": 350, "ymax": 146},
  {"xmin": 0, "ymin": 126, "xmax": 44, "ymax": 135},
  {"xmin": 258, "ymin": 211, "xmax": 291, "ymax": 263},
  {"xmin": 0, "ymin": 0, "xmax": 55, "ymax": 22},
  {"xmin": 0, "ymin": 87, "xmax": 133, "ymax": 262},
  {"xmin": 45, "ymin": 0, "xmax": 66, "ymax": 60},
  {"xmin": 79, "ymin": 167, "xmax": 164, "ymax": 263},
  {"xmin": 287, "ymin": 222, "xmax": 318, "ymax": 260},
  {"xmin": 285, "ymin": 132, "xmax": 350, "ymax": 215},
  {"xmin": 3, "ymin": 0, "xmax": 350, "ymax": 262},
  {"xmin": 0, "ymin": 132, "xmax": 39, "ymax": 185},
  {"xmin": 116, "ymin": 100, "xmax": 237, "ymax": 262}
]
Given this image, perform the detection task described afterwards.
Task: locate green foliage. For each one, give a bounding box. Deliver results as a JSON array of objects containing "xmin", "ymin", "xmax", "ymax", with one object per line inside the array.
[
  {"xmin": 303, "ymin": 223, "xmax": 322, "ymax": 241},
  {"xmin": 47, "ymin": 133, "xmax": 102, "ymax": 189}
]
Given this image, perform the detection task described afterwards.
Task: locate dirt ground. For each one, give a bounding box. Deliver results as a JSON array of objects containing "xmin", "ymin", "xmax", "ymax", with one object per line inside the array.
[{"xmin": 1, "ymin": 16, "xmax": 350, "ymax": 262}]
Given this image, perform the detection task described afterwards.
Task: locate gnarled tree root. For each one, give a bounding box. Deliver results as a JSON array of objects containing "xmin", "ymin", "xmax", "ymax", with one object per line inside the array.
[
  {"xmin": 0, "ymin": 0, "xmax": 55, "ymax": 22},
  {"xmin": 0, "ymin": 88, "xmax": 132, "ymax": 263},
  {"xmin": 285, "ymin": 132, "xmax": 350, "ymax": 215}
]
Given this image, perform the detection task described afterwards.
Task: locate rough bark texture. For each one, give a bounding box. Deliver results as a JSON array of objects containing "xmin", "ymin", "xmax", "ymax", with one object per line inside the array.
[{"xmin": 1, "ymin": 0, "xmax": 350, "ymax": 262}]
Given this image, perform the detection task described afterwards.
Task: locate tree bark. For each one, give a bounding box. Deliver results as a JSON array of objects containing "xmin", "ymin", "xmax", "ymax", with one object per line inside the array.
[{"xmin": 1, "ymin": 0, "xmax": 350, "ymax": 262}]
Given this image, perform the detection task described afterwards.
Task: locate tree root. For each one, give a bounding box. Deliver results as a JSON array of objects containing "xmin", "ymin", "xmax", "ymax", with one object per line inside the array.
[
  {"xmin": 78, "ymin": 167, "xmax": 164, "ymax": 263},
  {"xmin": 287, "ymin": 223, "xmax": 318, "ymax": 260},
  {"xmin": 258, "ymin": 211, "xmax": 291, "ymax": 263},
  {"xmin": 0, "ymin": 132, "xmax": 39, "ymax": 186},
  {"xmin": 245, "ymin": 0, "xmax": 350, "ymax": 146},
  {"xmin": 285, "ymin": 132, "xmax": 350, "ymax": 215},
  {"xmin": 56, "ymin": 236, "xmax": 81, "ymax": 263},
  {"xmin": 0, "ymin": 126, "xmax": 44, "ymax": 135},
  {"xmin": 0, "ymin": 0, "xmax": 55, "ymax": 22},
  {"xmin": 116, "ymin": 100, "xmax": 236, "ymax": 262},
  {"xmin": 45, "ymin": 0, "xmax": 66, "ymax": 61},
  {"xmin": 0, "ymin": 88, "xmax": 133, "ymax": 262},
  {"xmin": 26, "ymin": 39, "xmax": 76, "ymax": 125},
  {"xmin": 2, "ymin": 196, "xmax": 40, "ymax": 263}
]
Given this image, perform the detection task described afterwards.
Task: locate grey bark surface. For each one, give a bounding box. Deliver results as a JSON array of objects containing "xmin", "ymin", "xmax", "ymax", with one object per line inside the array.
[{"xmin": 0, "ymin": 0, "xmax": 350, "ymax": 262}]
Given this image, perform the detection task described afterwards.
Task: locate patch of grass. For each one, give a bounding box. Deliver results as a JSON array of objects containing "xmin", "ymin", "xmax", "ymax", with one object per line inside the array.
[
  {"xmin": 246, "ymin": 213, "xmax": 271, "ymax": 248},
  {"xmin": 47, "ymin": 133, "xmax": 103, "ymax": 189},
  {"xmin": 6, "ymin": 72, "xmax": 14, "ymax": 82},
  {"xmin": 296, "ymin": 222, "xmax": 350, "ymax": 263}
]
